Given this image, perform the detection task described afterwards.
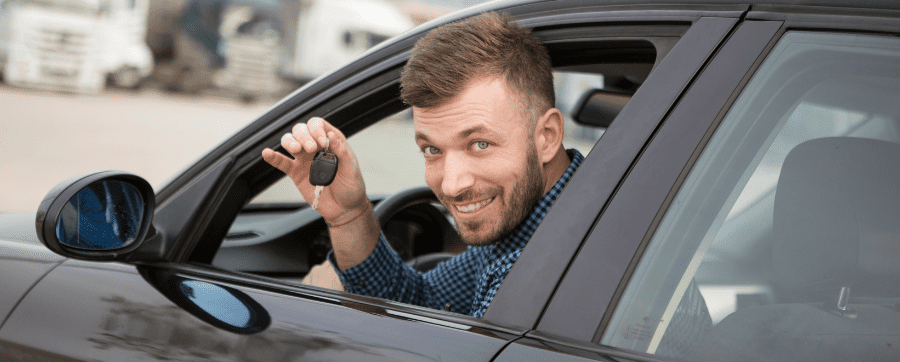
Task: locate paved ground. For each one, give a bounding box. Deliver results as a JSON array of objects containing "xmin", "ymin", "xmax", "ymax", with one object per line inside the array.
[
  {"xmin": 0, "ymin": 85, "xmax": 598, "ymax": 213},
  {"xmin": 0, "ymin": 86, "xmax": 270, "ymax": 213}
]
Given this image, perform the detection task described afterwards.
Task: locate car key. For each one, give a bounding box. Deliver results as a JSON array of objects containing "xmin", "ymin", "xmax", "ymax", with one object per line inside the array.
[{"xmin": 309, "ymin": 138, "xmax": 338, "ymax": 210}]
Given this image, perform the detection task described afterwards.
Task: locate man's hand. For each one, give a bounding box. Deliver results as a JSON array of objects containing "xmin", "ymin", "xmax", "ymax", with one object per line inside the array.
[
  {"xmin": 301, "ymin": 261, "xmax": 344, "ymax": 291},
  {"xmin": 262, "ymin": 117, "xmax": 381, "ymax": 271},
  {"xmin": 262, "ymin": 117, "xmax": 368, "ymax": 224}
]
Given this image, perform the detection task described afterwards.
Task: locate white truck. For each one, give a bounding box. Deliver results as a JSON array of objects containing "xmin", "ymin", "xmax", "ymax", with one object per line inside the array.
[
  {"xmin": 210, "ymin": 0, "xmax": 415, "ymax": 101},
  {"xmin": 0, "ymin": 0, "xmax": 153, "ymax": 93},
  {"xmin": 276, "ymin": 0, "xmax": 415, "ymax": 83}
]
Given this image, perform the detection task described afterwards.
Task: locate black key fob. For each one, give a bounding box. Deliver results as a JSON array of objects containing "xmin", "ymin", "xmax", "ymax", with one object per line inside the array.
[{"xmin": 309, "ymin": 151, "xmax": 339, "ymax": 186}]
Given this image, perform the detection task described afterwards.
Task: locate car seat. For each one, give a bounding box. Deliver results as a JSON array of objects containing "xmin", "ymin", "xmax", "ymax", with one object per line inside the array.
[{"xmin": 689, "ymin": 137, "xmax": 900, "ymax": 362}]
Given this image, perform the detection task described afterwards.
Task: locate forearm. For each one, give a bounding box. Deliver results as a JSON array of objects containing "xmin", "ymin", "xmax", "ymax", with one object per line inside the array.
[
  {"xmin": 327, "ymin": 202, "xmax": 380, "ymax": 271},
  {"xmin": 332, "ymin": 235, "xmax": 480, "ymax": 314},
  {"xmin": 333, "ymin": 236, "xmax": 440, "ymax": 309}
]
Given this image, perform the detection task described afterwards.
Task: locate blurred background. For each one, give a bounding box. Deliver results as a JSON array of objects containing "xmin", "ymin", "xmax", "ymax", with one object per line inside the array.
[{"xmin": 0, "ymin": 0, "xmax": 603, "ymax": 213}]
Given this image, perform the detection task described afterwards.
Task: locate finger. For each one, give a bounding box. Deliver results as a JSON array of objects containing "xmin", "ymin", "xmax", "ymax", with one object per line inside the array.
[
  {"xmin": 292, "ymin": 123, "xmax": 318, "ymax": 153},
  {"xmin": 281, "ymin": 133, "xmax": 304, "ymax": 156},
  {"xmin": 262, "ymin": 148, "xmax": 294, "ymax": 174},
  {"xmin": 307, "ymin": 118, "xmax": 330, "ymax": 150},
  {"xmin": 328, "ymin": 130, "xmax": 351, "ymax": 160}
]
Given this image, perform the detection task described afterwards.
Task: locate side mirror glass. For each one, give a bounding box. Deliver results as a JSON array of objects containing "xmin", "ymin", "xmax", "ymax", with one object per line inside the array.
[
  {"xmin": 572, "ymin": 89, "xmax": 632, "ymax": 129},
  {"xmin": 56, "ymin": 180, "xmax": 144, "ymax": 250},
  {"xmin": 141, "ymin": 267, "xmax": 271, "ymax": 334},
  {"xmin": 36, "ymin": 171, "xmax": 156, "ymax": 261},
  {"xmin": 178, "ymin": 280, "xmax": 270, "ymax": 332}
]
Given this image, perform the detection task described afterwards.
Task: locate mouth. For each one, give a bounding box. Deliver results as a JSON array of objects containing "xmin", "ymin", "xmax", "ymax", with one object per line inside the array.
[{"xmin": 453, "ymin": 197, "xmax": 495, "ymax": 214}]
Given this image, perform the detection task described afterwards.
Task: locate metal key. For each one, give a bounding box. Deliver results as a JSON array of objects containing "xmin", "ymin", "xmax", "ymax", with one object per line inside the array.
[
  {"xmin": 312, "ymin": 185, "xmax": 323, "ymax": 210},
  {"xmin": 309, "ymin": 138, "xmax": 338, "ymax": 210}
]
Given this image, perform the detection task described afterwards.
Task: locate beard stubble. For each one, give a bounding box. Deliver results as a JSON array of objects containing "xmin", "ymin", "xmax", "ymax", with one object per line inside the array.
[{"xmin": 444, "ymin": 144, "xmax": 546, "ymax": 246}]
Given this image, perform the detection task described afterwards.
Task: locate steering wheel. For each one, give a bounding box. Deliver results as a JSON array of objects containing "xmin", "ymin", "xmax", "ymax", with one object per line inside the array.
[{"xmin": 372, "ymin": 186, "xmax": 460, "ymax": 271}]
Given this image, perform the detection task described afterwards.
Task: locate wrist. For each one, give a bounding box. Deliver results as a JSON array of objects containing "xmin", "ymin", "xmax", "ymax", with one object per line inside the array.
[{"xmin": 326, "ymin": 199, "xmax": 371, "ymax": 228}]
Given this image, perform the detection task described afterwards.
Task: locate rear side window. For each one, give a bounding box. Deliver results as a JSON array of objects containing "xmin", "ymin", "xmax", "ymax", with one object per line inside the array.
[{"xmin": 602, "ymin": 31, "xmax": 900, "ymax": 361}]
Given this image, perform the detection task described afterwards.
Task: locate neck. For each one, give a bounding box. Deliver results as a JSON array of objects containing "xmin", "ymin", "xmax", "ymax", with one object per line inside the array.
[{"xmin": 542, "ymin": 147, "xmax": 571, "ymax": 194}]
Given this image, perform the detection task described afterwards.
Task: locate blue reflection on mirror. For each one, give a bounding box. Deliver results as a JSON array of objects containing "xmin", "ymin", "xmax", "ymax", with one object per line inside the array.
[
  {"xmin": 56, "ymin": 180, "xmax": 143, "ymax": 250},
  {"xmin": 179, "ymin": 280, "xmax": 252, "ymax": 328}
]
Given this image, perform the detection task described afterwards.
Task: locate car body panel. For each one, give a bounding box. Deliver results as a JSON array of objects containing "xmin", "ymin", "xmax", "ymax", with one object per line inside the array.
[
  {"xmin": 0, "ymin": 260, "xmax": 518, "ymax": 361},
  {"xmin": 494, "ymin": 332, "xmax": 664, "ymax": 362},
  {"xmin": 0, "ymin": 214, "xmax": 65, "ymax": 328}
]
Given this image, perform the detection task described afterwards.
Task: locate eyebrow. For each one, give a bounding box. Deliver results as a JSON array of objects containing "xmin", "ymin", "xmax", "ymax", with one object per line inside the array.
[
  {"xmin": 415, "ymin": 125, "xmax": 488, "ymax": 144},
  {"xmin": 459, "ymin": 125, "xmax": 486, "ymax": 139}
]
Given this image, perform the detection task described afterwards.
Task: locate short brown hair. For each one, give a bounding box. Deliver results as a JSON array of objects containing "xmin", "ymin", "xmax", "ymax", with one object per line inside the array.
[{"xmin": 400, "ymin": 12, "xmax": 554, "ymax": 127}]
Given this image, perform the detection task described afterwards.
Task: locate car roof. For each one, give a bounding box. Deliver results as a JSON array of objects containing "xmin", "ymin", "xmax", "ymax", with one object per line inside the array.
[
  {"xmin": 397, "ymin": 0, "xmax": 900, "ymax": 53},
  {"xmin": 475, "ymin": 0, "xmax": 900, "ymax": 12}
]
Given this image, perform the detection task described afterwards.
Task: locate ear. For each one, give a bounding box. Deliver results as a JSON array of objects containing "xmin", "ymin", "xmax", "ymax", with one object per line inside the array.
[{"xmin": 533, "ymin": 108, "xmax": 565, "ymax": 164}]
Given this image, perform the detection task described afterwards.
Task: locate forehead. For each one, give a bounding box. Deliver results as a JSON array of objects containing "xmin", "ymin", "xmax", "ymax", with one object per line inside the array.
[{"xmin": 413, "ymin": 77, "xmax": 523, "ymax": 141}]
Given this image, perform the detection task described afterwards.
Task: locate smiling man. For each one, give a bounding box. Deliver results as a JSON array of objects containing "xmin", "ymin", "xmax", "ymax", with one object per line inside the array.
[{"xmin": 262, "ymin": 12, "xmax": 584, "ymax": 317}]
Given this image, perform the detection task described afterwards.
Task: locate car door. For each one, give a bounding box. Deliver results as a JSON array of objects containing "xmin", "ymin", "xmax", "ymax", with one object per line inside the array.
[
  {"xmin": 0, "ymin": 258, "xmax": 523, "ymax": 361},
  {"xmin": 0, "ymin": 3, "xmax": 743, "ymax": 362},
  {"xmin": 496, "ymin": 3, "xmax": 900, "ymax": 362}
]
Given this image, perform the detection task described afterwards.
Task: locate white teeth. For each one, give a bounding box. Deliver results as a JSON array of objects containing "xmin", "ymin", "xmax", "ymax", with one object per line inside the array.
[{"xmin": 455, "ymin": 197, "xmax": 493, "ymax": 213}]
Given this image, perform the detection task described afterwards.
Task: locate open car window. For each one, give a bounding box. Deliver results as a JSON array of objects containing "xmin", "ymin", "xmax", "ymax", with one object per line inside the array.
[
  {"xmin": 602, "ymin": 31, "xmax": 900, "ymax": 360},
  {"xmin": 217, "ymin": 72, "xmax": 607, "ymax": 279},
  {"xmin": 208, "ymin": 25, "xmax": 673, "ymax": 319},
  {"xmin": 248, "ymin": 70, "xmax": 606, "ymax": 207}
]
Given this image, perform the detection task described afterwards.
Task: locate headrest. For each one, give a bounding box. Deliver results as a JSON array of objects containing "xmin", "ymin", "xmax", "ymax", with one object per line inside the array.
[{"xmin": 773, "ymin": 137, "xmax": 900, "ymax": 298}]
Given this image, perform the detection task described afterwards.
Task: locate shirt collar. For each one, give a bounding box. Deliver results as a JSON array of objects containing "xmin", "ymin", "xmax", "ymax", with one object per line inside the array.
[{"xmin": 488, "ymin": 149, "xmax": 585, "ymax": 257}]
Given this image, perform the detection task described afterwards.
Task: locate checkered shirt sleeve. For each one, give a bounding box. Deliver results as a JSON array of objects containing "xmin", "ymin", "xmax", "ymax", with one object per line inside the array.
[{"xmin": 330, "ymin": 235, "xmax": 486, "ymax": 314}]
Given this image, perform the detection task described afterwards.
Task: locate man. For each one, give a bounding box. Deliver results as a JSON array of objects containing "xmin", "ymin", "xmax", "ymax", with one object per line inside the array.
[{"xmin": 262, "ymin": 12, "xmax": 584, "ymax": 318}]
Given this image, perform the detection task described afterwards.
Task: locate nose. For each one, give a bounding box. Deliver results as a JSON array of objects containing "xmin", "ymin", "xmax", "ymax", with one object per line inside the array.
[{"xmin": 440, "ymin": 151, "xmax": 475, "ymax": 198}]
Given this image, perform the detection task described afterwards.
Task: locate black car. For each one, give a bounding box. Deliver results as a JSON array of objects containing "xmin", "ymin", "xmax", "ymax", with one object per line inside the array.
[{"xmin": 3, "ymin": 1, "xmax": 900, "ymax": 361}]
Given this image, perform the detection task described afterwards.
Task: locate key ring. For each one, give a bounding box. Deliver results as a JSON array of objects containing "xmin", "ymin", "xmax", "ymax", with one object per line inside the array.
[{"xmin": 324, "ymin": 137, "xmax": 330, "ymax": 153}]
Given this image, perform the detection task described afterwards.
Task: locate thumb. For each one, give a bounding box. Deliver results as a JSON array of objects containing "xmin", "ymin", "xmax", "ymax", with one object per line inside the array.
[{"xmin": 262, "ymin": 148, "xmax": 294, "ymax": 175}]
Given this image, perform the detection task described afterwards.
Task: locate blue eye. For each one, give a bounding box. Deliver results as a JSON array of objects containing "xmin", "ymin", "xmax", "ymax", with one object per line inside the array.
[
  {"xmin": 474, "ymin": 141, "xmax": 489, "ymax": 150},
  {"xmin": 423, "ymin": 146, "xmax": 440, "ymax": 155}
]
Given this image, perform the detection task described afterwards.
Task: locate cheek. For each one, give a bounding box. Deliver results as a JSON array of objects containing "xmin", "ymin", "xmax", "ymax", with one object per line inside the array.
[
  {"xmin": 481, "ymin": 152, "xmax": 528, "ymax": 185},
  {"xmin": 424, "ymin": 163, "xmax": 443, "ymax": 191}
]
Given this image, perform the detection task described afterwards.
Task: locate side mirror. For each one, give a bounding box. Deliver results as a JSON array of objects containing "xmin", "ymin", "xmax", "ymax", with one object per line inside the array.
[
  {"xmin": 571, "ymin": 88, "xmax": 632, "ymax": 129},
  {"xmin": 35, "ymin": 171, "xmax": 156, "ymax": 261}
]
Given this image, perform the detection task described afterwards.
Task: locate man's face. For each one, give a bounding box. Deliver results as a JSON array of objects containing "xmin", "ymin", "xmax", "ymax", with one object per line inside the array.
[{"xmin": 414, "ymin": 77, "xmax": 545, "ymax": 246}]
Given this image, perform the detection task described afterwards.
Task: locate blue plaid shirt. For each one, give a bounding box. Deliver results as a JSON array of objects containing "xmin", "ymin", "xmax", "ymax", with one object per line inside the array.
[{"xmin": 330, "ymin": 149, "xmax": 584, "ymax": 318}]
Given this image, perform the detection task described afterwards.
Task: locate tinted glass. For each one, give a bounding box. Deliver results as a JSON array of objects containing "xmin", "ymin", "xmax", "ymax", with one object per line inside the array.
[
  {"xmin": 56, "ymin": 180, "xmax": 143, "ymax": 250},
  {"xmin": 603, "ymin": 32, "xmax": 900, "ymax": 361}
]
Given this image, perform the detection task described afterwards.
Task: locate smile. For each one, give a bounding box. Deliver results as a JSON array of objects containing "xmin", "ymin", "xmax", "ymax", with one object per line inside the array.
[{"xmin": 455, "ymin": 197, "xmax": 495, "ymax": 213}]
